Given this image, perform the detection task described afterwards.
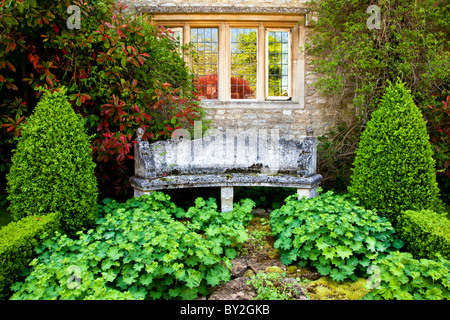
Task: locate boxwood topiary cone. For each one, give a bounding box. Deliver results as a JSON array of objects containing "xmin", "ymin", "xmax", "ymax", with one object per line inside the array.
[
  {"xmin": 6, "ymin": 88, "xmax": 98, "ymax": 235},
  {"xmin": 348, "ymin": 79, "xmax": 444, "ymax": 225}
]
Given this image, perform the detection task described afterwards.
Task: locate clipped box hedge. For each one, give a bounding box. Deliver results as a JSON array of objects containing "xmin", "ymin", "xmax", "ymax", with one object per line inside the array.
[
  {"xmin": 397, "ymin": 209, "xmax": 450, "ymax": 260},
  {"xmin": 0, "ymin": 212, "xmax": 60, "ymax": 299}
]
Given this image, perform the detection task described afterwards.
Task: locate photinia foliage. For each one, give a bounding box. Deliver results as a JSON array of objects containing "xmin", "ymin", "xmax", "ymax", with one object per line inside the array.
[{"xmin": 0, "ymin": 0, "xmax": 204, "ymax": 198}]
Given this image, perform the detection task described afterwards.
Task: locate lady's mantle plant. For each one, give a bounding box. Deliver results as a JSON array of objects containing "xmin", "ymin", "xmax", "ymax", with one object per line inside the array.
[
  {"xmin": 363, "ymin": 251, "xmax": 450, "ymax": 300},
  {"xmin": 270, "ymin": 191, "xmax": 403, "ymax": 282},
  {"xmin": 10, "ymin": 192, "xmax": 254, "ymax": 300},
  {"xmin": 175, "ymin": 197, "xmax": 254, "ymax": 260},
  {"xmin": 6, "ymin": 88, "xmax": 98, "ymax": 235}
]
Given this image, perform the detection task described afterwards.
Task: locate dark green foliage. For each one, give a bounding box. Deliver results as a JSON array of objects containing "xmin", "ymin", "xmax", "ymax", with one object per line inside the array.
[
  {"xmin": 316, "ymin": 121, "xmax": 364, "ymax": 191},
  {"xmin": 397, "ymin": 209, "xmax": 450, "ymax": 260},
  {"xmin": 348, "ymin": 80, "xmax": 444, "ymax": 224},
  {"xmin": 269, "ymin": 191, "xmax": 403, "ymax": 282},
  {"xmin": 234, "ymin": 186, "xmax": 297, "ymax": 210},
  {"xmin": 423, "ymin": 92, "xmax": 450, "ymax": 204},
  {"xmin": 306, "ymin": 0, "xmax": 449, "ymax": 192},
  {"xmin": 0, "ymin": 212, "xmax": 60, "ymax": 299},
  {"xmin": 10, "ymin": 192, "xmax": 253, "ymax": 300},
  {"xmin": 6, "ymin": 88, "xmax": 98, "ymax": 235},
  {"xmin": 363, "ymin": 251, "xmax": 450, "ymax": 300},
  {"xmin": 306, "ymin": 0, "xmax": 449, "ymax": 114}
]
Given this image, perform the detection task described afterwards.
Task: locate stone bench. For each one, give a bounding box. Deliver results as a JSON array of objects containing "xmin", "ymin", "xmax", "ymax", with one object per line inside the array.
[{"xmin": 130, "ymin": 126, "xmax": 322, "ymax": 212}]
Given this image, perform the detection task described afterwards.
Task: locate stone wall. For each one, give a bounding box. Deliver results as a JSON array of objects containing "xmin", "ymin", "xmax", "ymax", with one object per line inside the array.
[
  {"xmin": 201, "ymin": 101, "xmax": 338, "ymax": 140},
  {"xmin": 124, "ymin": 0, "xmax": 344, "ymax": 140}
]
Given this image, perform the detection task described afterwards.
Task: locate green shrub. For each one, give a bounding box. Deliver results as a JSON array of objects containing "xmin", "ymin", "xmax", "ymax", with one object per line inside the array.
[
  {"xmin": 363, "ymin": 251, "xmax": 450, "ymax": 300},
  {"xmin": 348, "ymin": 80, "xmax": 444, "ymax": 225},
  {"xmin": 10, "ymin": 192, "xmax": 253, "ymax": 300},
  {"xmin": 269, "ymin": 191, "xmax": 403, "ymax": 282},
  {"xmin": 0, "ymin": 212, "xmax": 60, "ymax": 299},
  {"xmin": 396, "ymin": 209, "xmax": 450, "ymax": 260},
  {"xmin": 6, "ymin": 88, "xmax": 98, "ymax": 235}
]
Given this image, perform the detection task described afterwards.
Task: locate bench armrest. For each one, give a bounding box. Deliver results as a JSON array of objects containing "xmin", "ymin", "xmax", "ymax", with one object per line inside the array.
[
  {"xmin": 297, "ymin": 127, "xmax": 318, "ymax": 177},
  {"xmin": 134, "ymin": 128, "xmax": 156, "ymax": 179}
]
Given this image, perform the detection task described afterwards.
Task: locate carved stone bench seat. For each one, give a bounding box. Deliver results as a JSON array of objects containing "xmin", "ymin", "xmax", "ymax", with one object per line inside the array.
[{"xmin": 130, "ymin": 126, "xmax": 322, "ymax": 212}]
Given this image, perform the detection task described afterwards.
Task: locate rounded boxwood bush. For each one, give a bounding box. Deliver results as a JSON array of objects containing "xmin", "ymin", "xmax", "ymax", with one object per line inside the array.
[
  {"xmin": 348, "ymin": 79, "xmax": 444, "ymax": 224},
  {"xmin": 0, "ymin": 212, "xmax": 60, "ymax": 299},
  {"xmin": 6, "ymin": 88, "xmax": 98, "ymax": 235},
  {"xmin": 397, "ymin": 209, "xmax": 450, "ymax": 260}
]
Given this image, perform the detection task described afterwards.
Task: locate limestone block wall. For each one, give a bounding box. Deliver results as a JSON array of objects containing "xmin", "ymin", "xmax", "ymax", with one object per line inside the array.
[
  {"xmin": 201, "ymin": 101, "xmax": 338, "ymax": 140},
  {"xmin": 124, "ymin": 0, "xmax": 343, "ymax": 140}
]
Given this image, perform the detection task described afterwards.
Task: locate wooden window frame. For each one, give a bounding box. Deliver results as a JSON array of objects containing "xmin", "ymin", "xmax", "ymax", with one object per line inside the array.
[
  {"xmin": 229, "ymin": 27, "xmax": 258, "ymax": 101},
  {"xmin": 265, "ymin": 28, "xmax": 292, "ymax": 101},
  {"xmin": 190, "ymin": 27, "xmax": 220, "ymax": 100},
  {"xmin": 162, "ymin": 15, "xmax": 304, "ymax": 104}
]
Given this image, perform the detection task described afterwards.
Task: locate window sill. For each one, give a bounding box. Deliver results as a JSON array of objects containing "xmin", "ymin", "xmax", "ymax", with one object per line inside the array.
[{"xmin": 199, "ymin": 100, "xmax": 302, "ymax": 109}]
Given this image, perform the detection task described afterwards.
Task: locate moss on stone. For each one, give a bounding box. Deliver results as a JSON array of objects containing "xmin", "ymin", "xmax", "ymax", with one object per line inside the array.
[
  {"xmin": 306, "ymin": 277, "xmax": 370, "ymax": 300},
  {"xmin": 286, "ymin": 265, "xmax": 317, "ymax": 277},
  {"xmin": 266, "ymin": 248, "xmax": 279, "ymax": 259},
  {"xmin": 244, "ymin": 269, "xmax": 255, "ymax": 277},
  {"xmin": 265, "ymin": 266, "xmax": 284, "ymax": 274},
  {"xmin": 287, "ymin": 266, "xmax": 298, "ymax": 274}
]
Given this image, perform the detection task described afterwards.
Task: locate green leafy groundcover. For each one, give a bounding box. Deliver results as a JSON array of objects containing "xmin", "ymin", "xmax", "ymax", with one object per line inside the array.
[
  {"xmin": 363, "ymin": 251, "xmax": 450, "ymax": 300},
  {"xmin": 10, "ymin": 192, "xmax": 254, "ymax": 300},
  {"xmin": 270, "ymin": 191, "xmax": 404, "ymax": 282}
]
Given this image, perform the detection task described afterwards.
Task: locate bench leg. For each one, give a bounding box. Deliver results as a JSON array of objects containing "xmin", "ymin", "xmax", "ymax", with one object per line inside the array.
[
  {"xmin": 297, "ymin": 187, "xmax": 319, "ymax": 200},
  {"xmin": 221, "ymin": 187, "xmax": 234, "ymax": 212},
  {"xmin": 134, "ymin": 188, "xmax": 153, "ymax": 198}
]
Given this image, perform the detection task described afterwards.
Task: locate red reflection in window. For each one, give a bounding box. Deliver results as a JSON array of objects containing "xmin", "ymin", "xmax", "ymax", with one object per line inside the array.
[
  {"xmin": 231, "ymin": 76, "xmax": 255, "ymax": 99},
  {"xmin": 194, "ymin": 75, "xmax": 255, "ymax": 100},
  {"xmin": 194, "ymin": 75, "xmax": 218, "ymax": 99}
]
